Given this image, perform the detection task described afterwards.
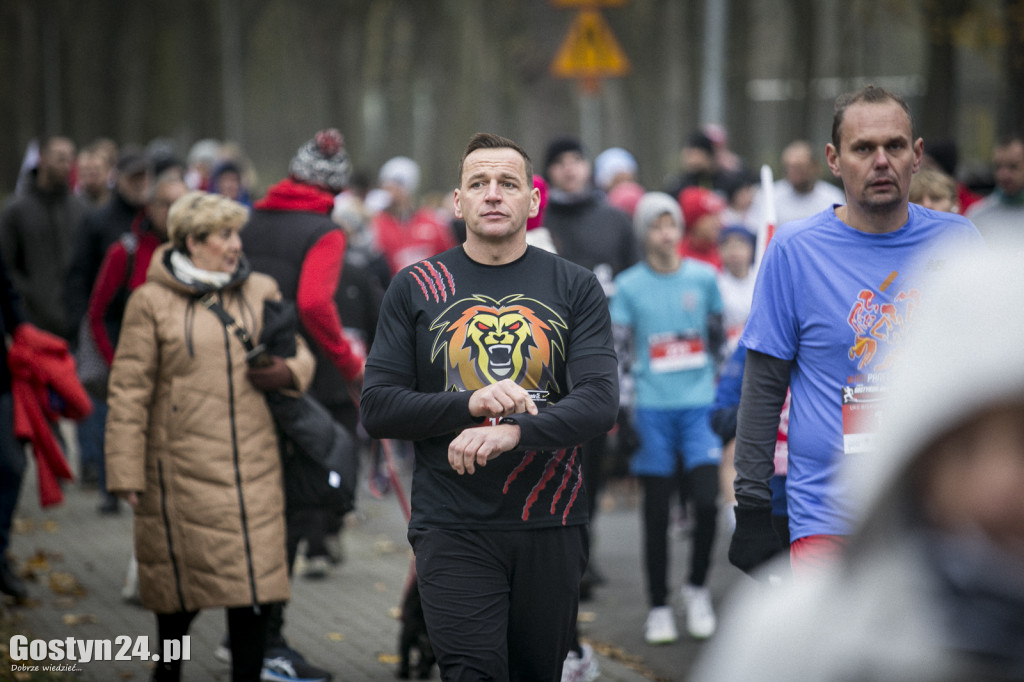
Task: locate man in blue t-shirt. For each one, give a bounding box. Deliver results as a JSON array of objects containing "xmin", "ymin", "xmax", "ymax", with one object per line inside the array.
[
  {"xmin": 730, "ymin": 85, "xmax": 985, "ymax": 579},
  {"xmin": 610, "ymin": 191, "xmax": 724, "ymax": 643}
]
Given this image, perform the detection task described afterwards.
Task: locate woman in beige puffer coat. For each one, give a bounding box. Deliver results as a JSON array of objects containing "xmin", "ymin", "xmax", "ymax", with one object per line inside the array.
[{"xmin": 105, "ymin": 191, "xmax": 315, "ymax": 682}]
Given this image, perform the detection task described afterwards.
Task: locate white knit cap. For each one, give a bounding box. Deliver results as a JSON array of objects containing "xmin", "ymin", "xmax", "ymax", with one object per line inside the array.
[
  {"xmin": 632, "ymin": 191, "xmax": 683, "ymax": 245},
  {"xmin": 593, "ymin": 147, "xmax": 638, "ymax": 191},
  {"xmin": 378, "ymin": 156, "xmax": 420, "ymax": 196}
]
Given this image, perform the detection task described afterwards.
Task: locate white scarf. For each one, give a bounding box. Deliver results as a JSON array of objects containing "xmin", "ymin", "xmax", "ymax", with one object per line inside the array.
[{"xmin": 170, "ymin": 250, "xmax": 232, "ymax": 289}]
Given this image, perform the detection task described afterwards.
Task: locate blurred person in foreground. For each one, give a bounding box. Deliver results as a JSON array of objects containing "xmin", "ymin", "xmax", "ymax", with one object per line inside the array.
[
  {"xmin": 105, "ymin": 191, "xmax": 315, "ymax": 682},
  {"xmin": 695, "ymin": 243, "xmax": 1024, "ymax": 681},
  {"xmin": 728, "ymin": 85, "xmax": 984, "ymax": 579},
  {"xmin": 361, "ymin": 132, "xmax": 618, "ymax": 680}
]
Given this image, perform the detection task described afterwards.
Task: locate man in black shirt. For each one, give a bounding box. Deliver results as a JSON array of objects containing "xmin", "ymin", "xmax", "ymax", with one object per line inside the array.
[{"xmin": 361, "ymin": 133, "xmax": 618, "ymax": 680}]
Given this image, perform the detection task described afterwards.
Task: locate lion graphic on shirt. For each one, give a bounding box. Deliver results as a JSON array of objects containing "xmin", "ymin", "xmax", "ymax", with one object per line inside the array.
[{"xmin": 430, "ymin": 294, "xmax": 566, "ymax": 392}]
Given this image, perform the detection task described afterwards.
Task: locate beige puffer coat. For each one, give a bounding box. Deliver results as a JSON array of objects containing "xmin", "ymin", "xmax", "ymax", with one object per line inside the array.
[{"xmin": 105, "ymin": 245, "xmax": 315, "ymax": 614}]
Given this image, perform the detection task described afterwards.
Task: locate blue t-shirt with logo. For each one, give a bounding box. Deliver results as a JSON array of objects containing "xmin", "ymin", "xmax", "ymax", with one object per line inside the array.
[
  {"xmin": 611, "ymin": 259, "xmax": 723, "ymax": 409},
  {"xmin": 740, "ymin": 203, "xmax": 983, "ymax": 540}
]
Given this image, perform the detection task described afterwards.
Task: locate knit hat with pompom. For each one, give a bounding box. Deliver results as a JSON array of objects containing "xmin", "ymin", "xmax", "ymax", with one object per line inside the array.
[{"xmin": 289, "ymin": 129, "xmax": 351, "ymax": 193}]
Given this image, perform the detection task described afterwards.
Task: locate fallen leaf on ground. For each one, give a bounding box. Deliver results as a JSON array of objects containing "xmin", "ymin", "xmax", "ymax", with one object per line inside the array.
[
  {"xmin": 373, "ymin": 538, "xmax": 398, "ymax": 555},
  {"xmin": 62, "ymin": 613, "xmax": 98, "ymax": 626},
  {"xmin": 25, "ymin": 550, "xmax": 51, "ymax": 573},
  {"xmin": 49, "ymin": 572, "xmax": 86, "ymax": 597}
]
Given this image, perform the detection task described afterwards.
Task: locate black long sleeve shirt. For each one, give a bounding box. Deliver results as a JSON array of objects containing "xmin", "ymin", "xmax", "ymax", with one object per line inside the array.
[{"xmin": 361, "ymin": 245, "xmax": 618, "ymax": 530}]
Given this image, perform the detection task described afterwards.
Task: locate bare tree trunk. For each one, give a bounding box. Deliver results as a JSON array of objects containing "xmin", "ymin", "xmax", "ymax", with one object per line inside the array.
[
  {"xmin": 725, "ymin": 0, "xmax": 752, "ymax": 161},
  {"xmin": 919, "ymin": 0, "xmax": 969, "ymax": 141},
  {"xmin": 362, "ymin": 0, "xmax": 392, "ymax": 163},
  {"xmin": 220, "ymin": 0, "xmax": 245, "ymax": 146},
  {"xmin": 792, "ymin": 0, "xmax": 817, "ymax": 144},
  {"xmin": 1003, "ymin": 0, "xmax": 1024, "ymax": 134}
]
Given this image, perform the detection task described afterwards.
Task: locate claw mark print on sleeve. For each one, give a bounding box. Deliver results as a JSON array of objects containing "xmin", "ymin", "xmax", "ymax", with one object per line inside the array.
[
  {"xmin": 503, "ymin": 446, "xmax": 582, "ymax": 524},
  {"xmin": 409, "ymin": 260, "xmax": 455, "ymax": 303}
]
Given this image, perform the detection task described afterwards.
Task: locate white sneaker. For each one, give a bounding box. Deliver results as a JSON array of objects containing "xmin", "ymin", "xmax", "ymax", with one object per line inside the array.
[
  {"xmin": 720, "ymin": 502, "xmax": 737, "ymax": 533},
  {"xmin": 561, "ymin": 642, "xmax": 600, "ymax": 682},
  {"xmin": 304, "ymin": 556, "xmax": 330, "ymax": 579},
  {"xmin": 681, "ymin": 584, "xmax": 716, "ymax": 639},
  {"xmin": 643, "ymin": 605, "xmax": 678, "ymax": 645}
]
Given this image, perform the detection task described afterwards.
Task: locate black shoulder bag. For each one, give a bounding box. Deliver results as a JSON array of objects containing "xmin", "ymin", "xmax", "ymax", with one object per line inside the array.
[{"xmin": 198, "ymin": 293, "xmax": 359, "ymax": 516}]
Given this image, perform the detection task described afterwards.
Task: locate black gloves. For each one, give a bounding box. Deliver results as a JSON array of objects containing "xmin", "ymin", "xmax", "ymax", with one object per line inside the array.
[
  {"xmin": 247, "ymin": 356, "xmax": 295, "ymax": 391},
  {"xmin": 729, "ymin": 504, "xmax": 786, "ymax": 576}
]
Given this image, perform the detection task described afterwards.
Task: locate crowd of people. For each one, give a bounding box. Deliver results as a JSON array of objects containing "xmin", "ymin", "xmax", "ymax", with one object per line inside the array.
[{"xmin": 1, "ymin": 84, "xmax": 1023, "ymax": 681}]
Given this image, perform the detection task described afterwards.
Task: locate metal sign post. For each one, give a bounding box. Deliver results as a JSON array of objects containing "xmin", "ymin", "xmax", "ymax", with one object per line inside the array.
[{"xmin": 550, "ymin": 2, "xmax": 631, "ymax": 155}]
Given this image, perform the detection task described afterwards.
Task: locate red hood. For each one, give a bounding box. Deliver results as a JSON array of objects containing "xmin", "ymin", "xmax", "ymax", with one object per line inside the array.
[{"xmin": 255, "ymin": 178, "xmax": 335, "ymax": 214}]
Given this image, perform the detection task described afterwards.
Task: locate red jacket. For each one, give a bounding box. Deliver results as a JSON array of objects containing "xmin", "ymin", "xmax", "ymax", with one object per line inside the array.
[
  {"xmin": 252, "ymin": 179, "xmax": 364, "ymax": 381},
  {"xmin": 9, "ymin": 324, "xmax": 93, "ymax": 507},
  {"xmin": 87, "ymin": 215, "xmax": 161, "ymax": 365}
]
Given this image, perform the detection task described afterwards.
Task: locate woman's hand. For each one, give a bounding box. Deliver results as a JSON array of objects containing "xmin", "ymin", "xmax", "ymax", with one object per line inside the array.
[
  {"xmin": 117, "ymin": 491, "xmax": 141, "ymax": 509},
  {"xmin": 247, "ymin": 356, "xmax": 295, "ymax": 391}
]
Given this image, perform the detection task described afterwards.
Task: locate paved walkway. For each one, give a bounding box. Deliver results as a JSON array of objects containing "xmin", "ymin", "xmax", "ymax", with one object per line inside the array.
[{"xmin": 3, "ymin": 437, "xmax": 744, "ymax": 681}]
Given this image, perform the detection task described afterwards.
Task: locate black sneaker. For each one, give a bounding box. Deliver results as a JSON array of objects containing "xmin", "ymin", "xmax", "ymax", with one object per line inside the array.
[
  {"xmin": 98, "ymin": 495, "xmax": 121, "ymax": 515},
  {"xmin": 261, "ymin": 646, "xmax": 332, "ymax": 682},
  {"xmin": 0, "ymin": 560, "xmax": 27, "ymax": 601}
]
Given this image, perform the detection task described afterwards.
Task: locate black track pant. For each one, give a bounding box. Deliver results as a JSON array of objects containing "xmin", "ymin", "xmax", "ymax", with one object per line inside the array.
[
  {"xmin": 153, "ymin": 604, "xmax": 271, "ymax": 682},
  {"xmin": 641, "ymin": 464, "xmax": 719, "ymax": 607},
  {"xmin": 409, "ymin": 525, "xmax": 588, "ymax": 682}
]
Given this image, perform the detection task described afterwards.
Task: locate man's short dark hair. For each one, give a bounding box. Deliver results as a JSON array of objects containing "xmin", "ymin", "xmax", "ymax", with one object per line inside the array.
[
  {"xmin": 831, "ymin": 85, "xmax": 915, "ymax": 149},
  {"xmin": 459, "ymin": 133, "xmax": 533, "ymax": 185},
  {"xmin": 39, "ymin": 134, "xmax": 73, "ymax": 155},
  {"xmin": 995, "ymin": 133, "xmax": 1024, "ymax": 150}
]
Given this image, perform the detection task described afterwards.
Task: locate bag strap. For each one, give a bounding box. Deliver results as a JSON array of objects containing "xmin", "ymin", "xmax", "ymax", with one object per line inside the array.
[
  {"xmin": 118, "ymin": 232, "xmax": 138, "ymax": 289},
  {"xmin": 198, "ymin": 293, "xmax": 266, "ymax": 362}
]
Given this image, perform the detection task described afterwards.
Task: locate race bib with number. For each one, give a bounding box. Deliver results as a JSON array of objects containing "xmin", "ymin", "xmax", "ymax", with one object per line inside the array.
[{"xmin": 648, "ymin": 332, "xmax": 707, "ymax": 373}]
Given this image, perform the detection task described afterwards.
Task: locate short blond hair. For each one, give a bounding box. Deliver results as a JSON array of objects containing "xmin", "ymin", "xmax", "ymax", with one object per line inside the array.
[
  {"xmin": 167, "ymin": 190, "xmax": 249, "ymax": 253},
  {"xmin": 909, "ymin": 168, "xmax": 957, "ymax": 205}
]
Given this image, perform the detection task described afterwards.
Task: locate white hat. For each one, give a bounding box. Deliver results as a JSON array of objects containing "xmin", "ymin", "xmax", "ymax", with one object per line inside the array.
[
  {"xmin": 593, "ymin": 147, "xmax": 638, "ymax": 191},
  {"xmin": 378, "ymin": 156, "xmax": 420, "ymax": 196},
  {"xmin": 632, "ymin": 191, "xmax": 682, "ymax": 245}
]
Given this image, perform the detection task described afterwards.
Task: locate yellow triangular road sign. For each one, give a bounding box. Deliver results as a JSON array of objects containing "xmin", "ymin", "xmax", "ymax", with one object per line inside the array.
[
  {"xmin": 551, "ymin": 8, "xmax": 631, "ymax": 80},
  {"xmin": 552, "ymin": 0, "xmax": 626, "ymax": 6}
]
